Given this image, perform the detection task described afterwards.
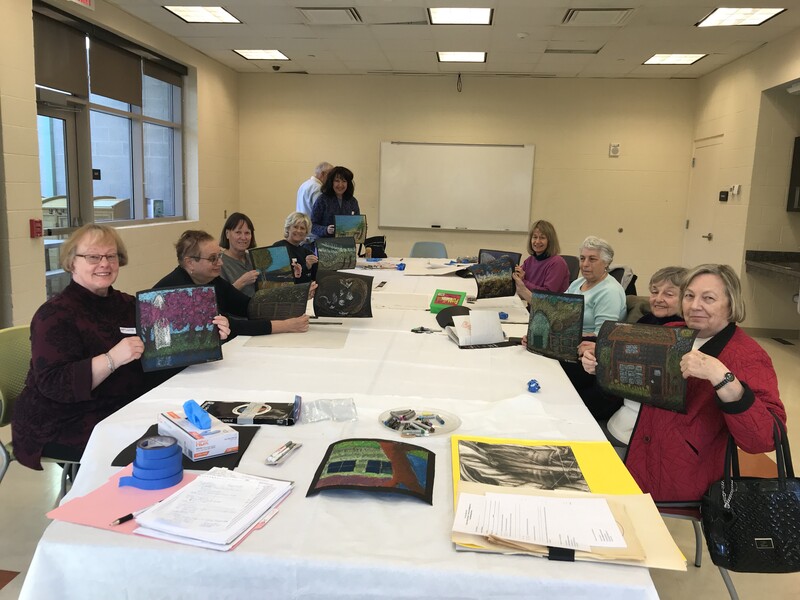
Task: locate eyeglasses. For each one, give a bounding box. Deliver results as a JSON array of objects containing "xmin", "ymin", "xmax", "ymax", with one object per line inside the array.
[
  {"xmin": 190, "ymin": 253, "xmax": 224, "ymax": 264},
  {"xmin": 75, "ymin": 253, "xmax": 120, "ymax": 264}
]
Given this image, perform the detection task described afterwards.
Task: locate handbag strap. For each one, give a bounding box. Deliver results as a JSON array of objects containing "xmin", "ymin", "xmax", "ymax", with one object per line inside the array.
[{"xmin": 771, "ymin": 412, "xmax": 793, "ymax": 479}]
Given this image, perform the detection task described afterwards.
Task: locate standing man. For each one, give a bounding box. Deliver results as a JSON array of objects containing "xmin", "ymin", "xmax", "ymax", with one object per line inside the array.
[{"xmin": 296, "ymin": 162, "xmax": 332, "ymax": 217}]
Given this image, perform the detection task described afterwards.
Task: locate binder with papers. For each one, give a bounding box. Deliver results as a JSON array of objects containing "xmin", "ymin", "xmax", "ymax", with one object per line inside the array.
[{"xmin": 134, "ymin": 467, "xmax": 293, "ymax": 551}]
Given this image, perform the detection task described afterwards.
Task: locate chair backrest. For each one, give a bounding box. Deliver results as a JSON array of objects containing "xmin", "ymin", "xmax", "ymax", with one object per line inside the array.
[
  {"xmin": 478, "ymin": 249, "xmax": 522, "ymax": 266},
  {"xmin": 0, "ymin": 325, "xmax": 31, "ymax": 427},
  {"xmin": 409, "ymin": 241, "xmax": 448, "ymax": 258},
  {"xmin": 609, "ymin": 265, "xmax": 638, "ymax": 295},
  {"xmin": 560, "ymin": 255, "xmax": 580, "ymax": 282}
]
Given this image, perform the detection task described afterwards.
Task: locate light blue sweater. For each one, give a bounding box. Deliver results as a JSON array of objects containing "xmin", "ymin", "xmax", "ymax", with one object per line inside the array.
[{"xmin": 566, "ymin": 274, "xmax": 626, "ymax": 335}]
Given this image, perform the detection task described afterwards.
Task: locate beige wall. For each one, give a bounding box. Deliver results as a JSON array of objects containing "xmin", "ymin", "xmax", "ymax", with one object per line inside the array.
[
  {"xmin": 239, "ymin": 75, "xmax": 695, "ymax": 284},
  {"xmin": 0, "ymin": 0, "xmax": 239, "ymax": 327},
  {"xmin": 693, "ymin": 28, "xmax": 800, "ymax": 331}
]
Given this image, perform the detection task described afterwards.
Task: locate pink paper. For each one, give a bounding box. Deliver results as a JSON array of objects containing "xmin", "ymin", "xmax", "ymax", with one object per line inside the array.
[{"xmin": 47, "ymin": 465, "xmax": 197, "ymax": 534}]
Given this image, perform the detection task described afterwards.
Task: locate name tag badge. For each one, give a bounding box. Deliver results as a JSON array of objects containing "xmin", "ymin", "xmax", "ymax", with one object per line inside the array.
[{"xmin": 120, "ymin": 327, "xmax": 137, "ymax": 335}]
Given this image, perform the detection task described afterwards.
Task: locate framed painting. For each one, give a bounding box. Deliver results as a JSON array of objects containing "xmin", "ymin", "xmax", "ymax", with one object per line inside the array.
[
  {"xmin": 526, "ymin": 291, "xmax": 585, "ymax": 362},
  {"xmin": 467, "ymin": 257, "xmax": 515, "ymax": 298},
  {"xmin": 307, "ymin": 438, "xmax": 435, "ymax": 505},
  {"xmin": 247, "ymin": 282, "xmax": 311, "ymax": 320},
  {"xmin": 313, "ymin": 272, "xmax": 373, "ymax": 318},
  {"xmin": 316, "ymin": 237, "xmax": 357, "ymax": 271},
  {"xmin": 478, "ymin": 249, "xmax": 522, "ymax": 266},
  {"xmin": 250, "ymin": 245, "xmax": 295, "ymax": 290},
  {"xmin": 594, "ymin": 321, "xmax": 698, "ymax": 413},
  {"xmin": 136, "ymin": 285, "xmax": 222, "ymax": 372},
  {"xmin": 335, "ymin": 214, "xmax": 367, "ymax": 245}
]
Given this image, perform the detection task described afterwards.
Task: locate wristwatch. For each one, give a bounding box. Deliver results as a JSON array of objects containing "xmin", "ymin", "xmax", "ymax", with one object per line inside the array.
[{"xmin": 713, "ymin": 371, "xmax": 735, "ymax": 391}]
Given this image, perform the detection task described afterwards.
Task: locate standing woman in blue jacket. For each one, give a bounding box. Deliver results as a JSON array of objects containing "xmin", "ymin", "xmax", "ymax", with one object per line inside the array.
[{"xmin": 310, "ymin": 166, "xmax": 360, "ymax": 240}]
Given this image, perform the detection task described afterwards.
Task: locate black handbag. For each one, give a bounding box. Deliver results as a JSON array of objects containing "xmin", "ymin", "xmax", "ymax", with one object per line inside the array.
[{"xmin": 700, "ymin": 413, "xmax": 800, "ymax": 573}]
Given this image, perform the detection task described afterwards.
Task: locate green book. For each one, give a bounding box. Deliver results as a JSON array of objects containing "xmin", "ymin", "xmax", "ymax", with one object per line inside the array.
[{"xmin": 430, "ymin": 289, "xmax": 467, "ymax": 314}]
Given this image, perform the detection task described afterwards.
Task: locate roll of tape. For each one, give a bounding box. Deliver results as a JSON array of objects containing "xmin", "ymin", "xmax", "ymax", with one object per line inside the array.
[
  {"xmin": 136, "ymin": 435, "xmax": 179, "ymax": 459},
  {"xmin": 119, "ymin": 435, "xmax": 183, "ymax": 490}
]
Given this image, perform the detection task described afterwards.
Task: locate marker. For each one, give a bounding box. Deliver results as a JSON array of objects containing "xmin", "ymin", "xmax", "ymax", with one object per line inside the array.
[
  {"xmin": 266, "ymin": 441, "xmax": 302, "ymax": 465},
  {"xmin": 431, "ymin": 225, "xmax": 441, "ymax": 228},
  {"xmin": 109, "ymin": 500, "xmax": 162, "ymax": 526}
]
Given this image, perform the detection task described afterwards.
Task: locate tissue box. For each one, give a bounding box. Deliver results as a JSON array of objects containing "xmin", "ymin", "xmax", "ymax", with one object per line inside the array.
[{"xmin": 157, "ymin": 410, "xmax": 239, "ymax": 461}]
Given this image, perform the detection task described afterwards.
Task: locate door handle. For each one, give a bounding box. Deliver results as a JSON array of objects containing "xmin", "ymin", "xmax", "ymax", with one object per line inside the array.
[{"xmin": 701, "ymin": 233, "xmax": 713, "ymax": 241}]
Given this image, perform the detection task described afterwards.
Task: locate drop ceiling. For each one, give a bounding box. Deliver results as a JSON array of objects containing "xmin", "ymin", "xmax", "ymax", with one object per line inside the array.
[{"xmin": 103, "ymin": 1, "xmax": 800, "ymax": 78}]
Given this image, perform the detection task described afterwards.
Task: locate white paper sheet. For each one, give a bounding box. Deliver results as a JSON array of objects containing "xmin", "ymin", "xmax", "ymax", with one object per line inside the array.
[{"xmin": 453, "ymin": 492, "xmax": 626, "ymax": 551}]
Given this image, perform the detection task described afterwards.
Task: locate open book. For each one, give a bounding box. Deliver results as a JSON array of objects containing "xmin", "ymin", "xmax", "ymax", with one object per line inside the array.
[
  {"xmin": 446, "ymin": 311, "xmax": 512, "ymax": 349},
  {"xmin": 134, "ymin": 467, "xmax": 293, "ymax": 551}
]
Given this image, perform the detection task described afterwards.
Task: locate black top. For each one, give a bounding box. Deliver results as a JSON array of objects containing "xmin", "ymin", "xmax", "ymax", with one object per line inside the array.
[
  {"xmin": 153, "ymin": 267, "xmax": 272, "ymax": 337},
  {"xmin": 271, "ymin": 239, "xmax": 317, "ymax": 283}
]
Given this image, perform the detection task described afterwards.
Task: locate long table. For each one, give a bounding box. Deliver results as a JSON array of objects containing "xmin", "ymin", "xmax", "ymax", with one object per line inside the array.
[{"xmin": 19, "ymin": 259, "xmax": 660, "ymax": 600}]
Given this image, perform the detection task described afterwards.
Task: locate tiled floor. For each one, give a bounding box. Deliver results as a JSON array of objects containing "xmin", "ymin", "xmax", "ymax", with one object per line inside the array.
[{"xmin": 1, "ymin": 337, "xmax": 799, "ymax": 599}]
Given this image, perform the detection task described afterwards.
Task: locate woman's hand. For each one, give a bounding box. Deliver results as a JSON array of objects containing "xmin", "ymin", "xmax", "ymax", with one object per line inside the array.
[
  {"xmin": 109, "ymin": 336, "xmax": 145, "ymax": 367},
  {"xmin": 513, "ymin": 271, "xmax": 532, "ymax": 303},
  {"xmin": 291, "ymin": 260, "xmax": 302, "ymax": 278},
  {"xmin": 272, "ymin": 315, "xmax": 310, "ymax": 334},
  {"xmin": 681, "ymin": 350, "xmax": 744, "ymax": 403},
  {"xmin": 212, "ymin": 315, "xmax": 231, "ymax": 341},
  {"xmin": 520, "ymin": 335, "xmax": 527, "ymax": 347},
  {"xmin": 308, "ymin": 281, "xmax": 318, "ymax": 299},
  {"xmin": 680, "ymin": 350, "xmax": 728, "ymax": 383},
  {"xmin": 326, "ymin": 224, "xmax": 335, "ymax": 235},
  {"xmin": 306, "ymin": 254, "xmax": 318, "ymax": 269},
  {"xmin": 93, "ymin": 336, "xmax": 143, "ymax": 389},
  {"xmin": 581, "ymin": 347, "xmax": 598, "ymax": 374},
  {"xmin": 234, "ymin": 270, "xmax": 260, "ymax": 290},
  {"xmin": 577, "ymin": 340, "xmax": 596, "ymax": 359}
]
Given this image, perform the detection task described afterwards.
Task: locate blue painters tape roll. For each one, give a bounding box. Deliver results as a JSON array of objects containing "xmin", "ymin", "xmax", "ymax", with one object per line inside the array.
[
  {"xmin": 136, "ymin": 435, "xmax": 180, "ymax": 459},
  {"xmin": 134, "ymin": 445, "xmax": 181, "ymax": 469},
  {"xmin": 119, "ymin": 471, "xmax": 183, "ymax": 490},
  {"xmin": 498, "ymin": 312, "xmax": 508, "ymax": 320},
  {"xmin": 118, "ymin": 435, "xmax": 183, "ymax": 490}
]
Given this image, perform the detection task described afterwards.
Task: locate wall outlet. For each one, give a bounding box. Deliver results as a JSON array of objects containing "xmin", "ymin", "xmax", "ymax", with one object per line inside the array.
[{"xmin": 609, "ymin": 143, "xmax": 620, "ymax": 158}]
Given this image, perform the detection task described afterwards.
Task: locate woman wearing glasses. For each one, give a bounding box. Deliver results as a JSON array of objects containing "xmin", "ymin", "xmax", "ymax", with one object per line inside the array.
[
  {"xmin": 153, "ymin": 230, "xmax": 309, "ymax": 337},
  {"xmin": 11, "ymin": 224, "xmax": 230, "ymax": 470}
]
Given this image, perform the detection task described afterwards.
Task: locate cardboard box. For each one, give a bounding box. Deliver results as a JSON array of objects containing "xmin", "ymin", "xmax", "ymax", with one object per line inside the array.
[{"xmin": 157, "ymin": 410, "xmax": 239, "ymax": 461}]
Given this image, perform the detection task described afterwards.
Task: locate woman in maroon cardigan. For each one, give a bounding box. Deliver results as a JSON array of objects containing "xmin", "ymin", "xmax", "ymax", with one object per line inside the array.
[
  {"xmin": 626, "ymin": 264, "xmax": 785, "ymax": 502},
  {"xmin": 11, "ymin": 224, "xmax": 229, "ymax": 470}
]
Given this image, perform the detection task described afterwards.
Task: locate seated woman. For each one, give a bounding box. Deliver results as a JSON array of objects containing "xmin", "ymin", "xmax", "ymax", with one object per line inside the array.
[
  {"xmin": 219, "ymin": 212, "xmax": 260, "ymax": 297},
  {"xmin": 558, "ymin": 236, "xmax": 627, "ymax": 418},
  {"xmin": 513, "ymin": 219, "xmax": 570, "ymax": 300},
  {"xmin": 11, "ymin": 224, "xmax": 230, "ymax": 470},
  {"xmin": 580, "ymin": 266, "xmax": 687, "ymax": 451},
  {"xmin": 596, "ymin": 264, "xmax": 785, "ymax": 502},
  {"xmin": 271, "ymin": 212, "xmax": 319, "ymax": 284},
  {"xmin": 310, "ymin": 166, "xmax": 359, "ymax": 240},
  {"xmin": 154, "ymin": 230, "xmax": 309, "ymax": 337}
]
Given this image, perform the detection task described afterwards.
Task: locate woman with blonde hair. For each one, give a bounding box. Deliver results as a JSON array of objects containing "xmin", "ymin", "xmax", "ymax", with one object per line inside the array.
[
  {"xmin": 513, "ymin": 220, "xmax": 570, "ymax": 301},
  {"xmin": 12, "ymin": 225, "xmax": 229, "ymax": 470},
  {"xmin": 271, "ymin": 212, "xmax": 319, "ymax": 283}
]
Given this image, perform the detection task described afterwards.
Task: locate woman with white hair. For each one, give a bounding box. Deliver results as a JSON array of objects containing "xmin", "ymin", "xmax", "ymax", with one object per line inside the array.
[
  {"xmin": 568, "ymin": 236, "xmax": 627, "ymax": 340},
  {"xmin": 271, "ymin": 212, "xmax": 319, "ymax": 283}
]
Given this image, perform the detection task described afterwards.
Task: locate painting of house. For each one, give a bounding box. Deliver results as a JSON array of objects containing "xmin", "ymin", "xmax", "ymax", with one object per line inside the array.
[
  {"xmin": 595, "ymin": 322, "xmax": 697, "ymax": 412},
  {"xmin": 307, "ymin": 438, "xmax": 434, "ymax": 504},
  {"xmin": 526, "ymin": 291, "xmax": 584, "ymax": 362}
]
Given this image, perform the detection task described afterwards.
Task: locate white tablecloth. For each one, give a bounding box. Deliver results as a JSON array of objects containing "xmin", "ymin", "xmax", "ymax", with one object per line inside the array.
[{"xmin": 19, "ymin": 260, "xmax": 658, "ymax": 600}]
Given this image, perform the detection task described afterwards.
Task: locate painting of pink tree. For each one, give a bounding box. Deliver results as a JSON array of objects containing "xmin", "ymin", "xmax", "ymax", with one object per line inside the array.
[{"xmin": 136, "ymin": 285, "xmax": 222, "ymax": 372}]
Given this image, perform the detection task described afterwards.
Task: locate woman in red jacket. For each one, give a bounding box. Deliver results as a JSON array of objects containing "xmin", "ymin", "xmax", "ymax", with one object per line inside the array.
[{"xmin": 615, "ymin": 264, "xmax": 784, "ymax": 502}]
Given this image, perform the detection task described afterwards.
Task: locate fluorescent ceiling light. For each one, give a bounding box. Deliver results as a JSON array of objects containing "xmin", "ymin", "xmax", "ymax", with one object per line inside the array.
[
  {"xmin": 644, "ymin": 54, "xmax": 706, "ymax": 65},
  {"xmin": 697, "ymin": 7, "xmax": 785, "ymax": 27},
  {"xmin": 429, "ymin": 8, "xmax": 493, "ymax": 25},
  {"xmin": 234, "ymin": 49, "xmax": 289, "ymax": 61},
  {"xmin": 163, "ymin": 6, "xmax": 240, "ymax": 23},
  {"xmin": 437, "ymin": 51, "xmax": 486, "ymax": 63}
]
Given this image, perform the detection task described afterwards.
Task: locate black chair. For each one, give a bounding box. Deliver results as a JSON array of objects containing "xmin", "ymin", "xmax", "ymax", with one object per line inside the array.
[
  {"xmin": 560, "ymin": 255, "xmax": 580, "ymax": 282},
  {"xmin": 609, "ymin": 265, "xmax": 638, "ymax": 295}
]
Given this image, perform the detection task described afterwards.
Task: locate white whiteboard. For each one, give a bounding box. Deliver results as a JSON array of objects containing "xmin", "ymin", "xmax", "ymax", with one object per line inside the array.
[{"xmin": 378, "ymin": 141, "xmax": 534, "ymax": 232}]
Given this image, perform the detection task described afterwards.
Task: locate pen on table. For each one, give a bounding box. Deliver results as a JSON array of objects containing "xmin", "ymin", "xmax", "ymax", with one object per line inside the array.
[{"xmin": 109, "ymin": 501, "xmax": 161, "ymax": 526}]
